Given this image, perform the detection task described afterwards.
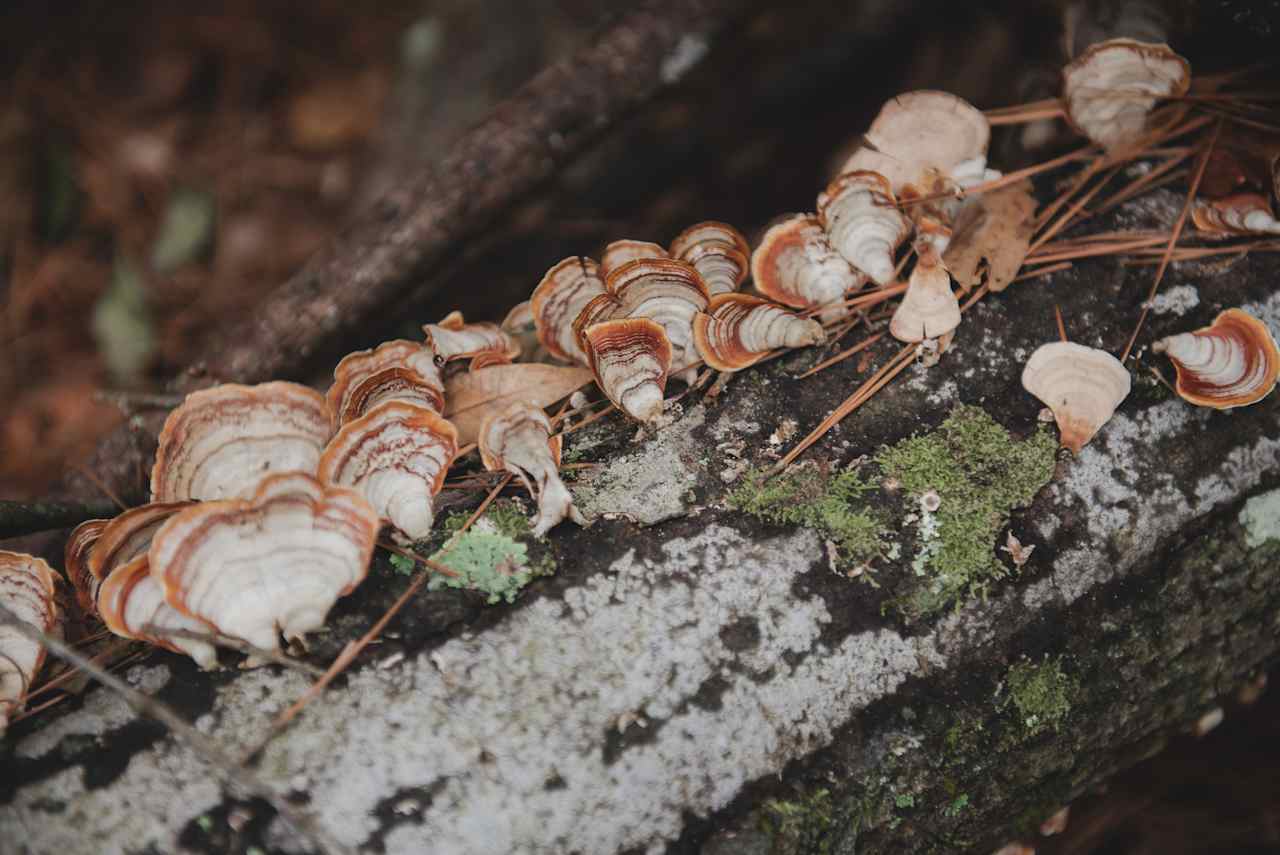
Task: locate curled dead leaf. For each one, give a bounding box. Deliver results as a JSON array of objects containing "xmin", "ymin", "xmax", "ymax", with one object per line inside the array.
[
  {"xmin": 443, "ymin": 363, "xmax": 593, "ymax": 445},
  {"xmin": 943, "ymin": 180, "xmax": 1037, "ymax": 294}
]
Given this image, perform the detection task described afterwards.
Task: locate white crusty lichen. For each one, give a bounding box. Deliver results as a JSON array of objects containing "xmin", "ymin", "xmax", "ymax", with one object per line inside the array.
[{"xmin": 1240, "ymin": 488, "xmax": 1280, "ymax": 548}]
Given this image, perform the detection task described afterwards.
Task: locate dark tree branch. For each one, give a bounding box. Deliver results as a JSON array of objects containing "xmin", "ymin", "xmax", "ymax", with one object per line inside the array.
[{"xmin": 0, "ymin": 499, "xmax": 120, "ymax": 540}]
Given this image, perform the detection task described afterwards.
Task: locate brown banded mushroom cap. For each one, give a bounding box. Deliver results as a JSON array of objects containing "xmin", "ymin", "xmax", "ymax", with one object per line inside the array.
[
  {"xmin": 600, "ymin": 239, "xmax": 669, "ymax": 280},
  {"xmin": 327, "ymin": 340, "xmax": 445, "ymax": 428},
  {"xmin": 668, "ymin": 221, "xmax": 750, "ymax": 297},
  {"xmin": 582, "ymin": 317, "xmax": 672, "ymax": 423},
  {"xmin": 840, "ymin": 91, "xmax": 992, "ymax": 194},
  {"xmin": 478, "ymin": 403, "xmax": 587, "ymax": 538},
  {"xmin": 693, "ymin": 293, "xmax": 825, "ymax": 372},
  {"xmin": 1191, "ymin": 193, "xmax": 1280, "ymax": 237},
  {"xmin": 605, "ymin": 257, "xmax": 710, "ymax": 376},
  {"xmin": 751, "ymin": 214, "xmax": 866, "ymax": 321},
  {"xmin": 150, "ymin": 472, "xmax": 379, "ymax": 656},
  {"xmin": 889, "ymin": 244, "xmax": 962, "ymax": 343},
  {"xmin": 0, "ymin": 551, "xmax": 61, "ymax": 734},
  {"xmin": 65, "ymin": 518, "xmax": 108, "ymax": 617},
  {"xmin": 817, "ymin": 170, "xmax": 912, "ymax": 286},
  {"xmin": 151, "ymin": 381, "xmax": 333, "ymax": 503},
  {"xmin": 1061, "ymin": 39, "xmax": 1190, "ymax": 153},
  {"xmin": 531, "ymin": 256, "xmax": 608, "ymax": 365},
  {"xmin": 318, "ymin": 401, "xmax": 458, "ymax": 542},
  {"xmin": 423, "ymin": 310, "xmax": 521, "ymax": 364},
  {"xmin": 1152, "ymin": 308, "xmax": 1280, "ymax": 409},
  {"xmin": 1021, "ymin": 341, "xmax": 1131, "ymax": 454},
  {"xmin": 96, "ymin": 554, "xmax": 219, "ymax": 669},
  {"xmin": 88, "ymin": 501, "xmax": 196, "ymax": 586}
]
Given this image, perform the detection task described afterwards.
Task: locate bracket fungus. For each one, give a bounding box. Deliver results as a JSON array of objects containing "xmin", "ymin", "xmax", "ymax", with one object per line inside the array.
[
  {"xmin": 478, "ymin": 403, "xmax": 586, "ymax": 538},
  {"xmin": 600, "ymin": 239, "xmax": 669, "ymax": 279},
  {"xmin": 818, "ymin": 170, "xmax": 913, "ymax": 286},
  {"xmin": 1191, "ymin": 193, "xmax": 1280, "ymax": 237},
  {"xmin": 150, "ymin": 472, "xmax": 379, "ymax": 657},
  {"xmin": 65, "ymin": 518, "xmax": 108, "ymax": 616},
  {"xmin": 668, "ymin": 221, "xmax": 750, "ymax": 297},
  {"xmin": 318, "ymin": 401, "xmax": 458, "ymax": 542},
  {"xmin": 693, "ymin": 293, "xmax": 825, "ymax": 372},
  {"xmin": 423, "ymin": 310, "xmax": 521, "ymax": 365},
  {"xmin": 531, "ymin": 256, "xmax": 607, "ymax": 365},
  {"xmin": 889, "ymin": 244, "xmax": 962, "ymax": 344},
  {"xmin": 151, "ymin": 381, "xmax": 333, "ymax": 503},
  {"xmin": 1061, "ymin": 39, "xmax": 1190, "ymax": 152},
  {"xmin": 751, "ymin": 213, "xmax": 867, "ymax": 322},
  {"xmin": 1152, "ymin": 308, "xmax": 1280, "ymax": 409},
  {"xmin": 604, "ymin": 257, "xmax": 710, "ymax": 379},
  {"xmin": 327, "ymin": 339, "xmax": 445, "ymax": 428},
  {"xmin": 582, "ymin": 317, "xmax": 672, "ymax": 423},
  {"xmin": 1021, "ymin": 341, "xmax": 1131, "ymax": 454},
  {"xmin": 1, "ymin": 552, "xmax": 61, "ymax": 733}
]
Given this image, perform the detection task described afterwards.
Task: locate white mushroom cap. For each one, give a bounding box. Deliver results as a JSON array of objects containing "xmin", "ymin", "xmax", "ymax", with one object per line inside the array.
[
  {"xmin": 479, "ymin": 403, "xmax": 586, "ymax": 538},
  {"xmin": 889, "ymin": 246, "xmax": 961, "ymax": 343},
  {"xmin": 0, "ymin": 552, "xmax": 61, "ymax": 734},
  {"xmin": 1062, "ymin": 38, "xmax": 1190, "ymax": 152},
  {"xmin": 1021, "ymin": 341, "xmax": 1131, "ymax": 453}
]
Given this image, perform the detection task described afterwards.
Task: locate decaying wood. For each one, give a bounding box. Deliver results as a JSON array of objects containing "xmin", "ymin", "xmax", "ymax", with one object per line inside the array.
[{"xmin": 0, "ymin": 499, "xmax": 120, "ymax": 540}]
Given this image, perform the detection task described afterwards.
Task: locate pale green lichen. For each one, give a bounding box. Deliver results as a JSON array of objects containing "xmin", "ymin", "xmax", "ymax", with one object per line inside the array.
[
  {"xmin": 942, "ymin": 794, "xmax": 970, "ymax": 817},
  {"xmin": 1001, "ymin": 657, "xmax": 1078, "ymax": 737},
  {"xmin": 728, "ymin": 466, "xmax": 885, "ymax": 569},
  {"xmin": 877, "ymin": 405, "xmax": 1056, "ymax": 618},
  {"xmin": 1240, "ymin": 488, "xmax": 1280, "ymax": 548}
]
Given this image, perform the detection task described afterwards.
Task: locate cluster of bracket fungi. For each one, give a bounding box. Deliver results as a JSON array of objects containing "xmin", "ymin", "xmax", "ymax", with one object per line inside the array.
[{"xmin": 4, "ymin": 28, "xmax": 1280, "ymax": 735}]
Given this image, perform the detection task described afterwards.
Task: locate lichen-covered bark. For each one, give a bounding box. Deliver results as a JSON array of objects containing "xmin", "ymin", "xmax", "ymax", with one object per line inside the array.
[{"xmin": 3, "ymin": 198, "xmax": 1279, "ymax": 855}]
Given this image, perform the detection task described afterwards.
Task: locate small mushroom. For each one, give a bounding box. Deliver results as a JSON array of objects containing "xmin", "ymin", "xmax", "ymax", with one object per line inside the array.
[
  {"xmin": 817, "ymin": 170, "xmax": 912, "ymax": 286},
  {"xmin": 478, "ymin": 403, "xmax": 586, "ymax": 537},
  {"xmin": 531, "ymin": 256, "xmax": 608, "ymax": 365},
  {"xmin": 65, "ymin": 518, "xmax": 108, "ymax": 617},
  {"xmin": 501, "ymin": 300, "xmax": 541, "ymax": 359},
  {"xmin": 151, "ymin": 382, "xmax": 333, "ymax": 503},
  {"xmin": 327, "ymin": 340, "xmax": 445, "ymax": 429},
  {"xmin": 582, "ymin": 317, "xmax": 672, "ymax": 423},
  {"xmin": 693, "ymin": 293, "xmax": 825, "ymax": 372},
  {"xmin": 1062, "ymin": 38, "xmax": 1190, "ymax": 152},
  {"xmin": 1022, "ymin": 341, "xmax": 1131, "ymax": 454},
  {"xmin": 318, "ymin": 401, "xmax": 458, "ymax": 542},
  {"xmin": 151, "ymin": 472, "xmax": 379, "ymax": 657},
  {"xmin": 605, "ymin": 257, "xmax": 710, "ymax": 380},
  {"xmin": 889, "ymin": 243, "xmax": 961, "ymax": 344},
  {"xmin": 751, "ymin": 213, "xmax": 866, "ymax": 322},
  {"xmin": 668, "ymin": 221, "xmax": 750, "ymax": 296},
  {"xmin": 1191, "ymin": 193, "xmax": 1280, "ymax": 237},
  {"xmin": 600, "ymin": 240, "xmax": 669, "ymax": 280},
  {"xmin": 0, "ymin": 551, "xmax": 61, "ymax": 734},
  {"xmin": 1151, "ymin": 308, "xmax": 1279, "ymax": 409},
  {"xmin": 97, "ymin": 554, "xmax": 219, "ymax": 669},
  {"xmin": 423, "ymin": 310, "xmax": 521, "ymax": 364},
  {"xmin": 840, "ymin": 91, "xmax": 995, "ymax": 197}
]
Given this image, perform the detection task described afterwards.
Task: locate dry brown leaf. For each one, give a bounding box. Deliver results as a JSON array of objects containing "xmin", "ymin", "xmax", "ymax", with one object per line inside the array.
[
  {"xmin": 944, "ymin": 180, "xmax": 1037, "ymax": 294},
  {"xmin": 444, "ymin": 364, "xmax": 593, "ymax": 444}
]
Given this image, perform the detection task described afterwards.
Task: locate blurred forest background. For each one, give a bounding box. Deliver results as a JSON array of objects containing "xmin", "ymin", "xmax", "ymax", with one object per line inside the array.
[{"xmin": 0, "ymin": 1, "xmax": 1277, "ymax": 852}]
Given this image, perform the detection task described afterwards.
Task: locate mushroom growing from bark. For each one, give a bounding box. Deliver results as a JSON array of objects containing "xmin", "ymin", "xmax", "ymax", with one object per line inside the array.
[
  {"xmin": 1061, "ymin": 39, "xmax": 1190, "ymax": 152},
  {"xmin": 817, "ymin": 170, "xmax": 912, "ymax": 286},
  {"xmin": 327, "ymin": 339, "xmax": 445, "ymax": 428},
  {"xmin": 479, "ymin": 403, "xmax": 586, "ymax": 537},
  {"xmin": 1022, "ymin": 341, "xmax": 1131, "ymax": 453},
  {"xmin": 582, "ymin": 317, "xmax": 672, "ymax": 423},
  {"xmin": 151, "ymin": 381, "xmax": 333, "ymax": 503},
  {"xmin": 423, "ymin": 310, "xmax": 521, "ymax": 365},
  {"xmin": 151, "ymin": 472, "xmax": 379, "ymax": 658},
  {"xmin": 1191, "ymin": 193, "xmax": 1280, "ymax": 237},
  {"xmin": 1152, "ymin": 308, "xmax": 1280, "ymax": 409},
  {"xmin": 605, "ymin": 257, "xmax": 710, "ymax": 382},
  {"xmin": 531, "ymin": 256, "xmax": 608, "ymax": 365},
  {"xmin": 318, "ymin": 401, "xmax": 458, "ymax": 542},
  {"xmin": 65, "ymin": 518, "xmax": 108, "ymax": 617},
  {"xmin": 889, "ymin": 244, "xmax": 961, "ymax": 344},
  {"xmin": 668, "ymin": 221, "xmax": 750, "ymax": 297},
  {"xmin": 600, "ymin": 239, "xmax": 669, "ymax": 279},
  {"xmin": 693, "ymin": 293, "xmax": 825, "ymax": 371},
  {"xmin": 751, "ymin": 213, "xmax": 866, "ymax": 322},
  {"xmin": 0, "ymin": 551, "xmax": 61, "ymax": 734}
]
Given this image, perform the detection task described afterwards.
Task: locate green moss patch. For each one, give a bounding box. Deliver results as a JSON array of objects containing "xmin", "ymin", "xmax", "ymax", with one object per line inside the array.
[
  {"xmin": 876, "ymin": 405, "xmax": 1056, "ymax": 619},
  {"xmin": 1001, "ymin": 657, "xmax": 1078, "ymax": 737},
  {"xmin": 760, "ymin": 788, "xmax": 835, "ymax": 855},
  {"xmin": 728, "ymin": 466, "xmax": 886, "ymax": 570}
]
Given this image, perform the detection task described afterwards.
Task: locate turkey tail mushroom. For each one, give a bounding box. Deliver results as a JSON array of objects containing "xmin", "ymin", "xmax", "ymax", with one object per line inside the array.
[
  {"xmin": 693, "ymin": 294, "xmax": 825, "ymax": 372},
  {"xmin": 1022, "ymin": 341, "xmax": 1131, "ymax": 454},
  {"xmin": 318, "ymin": 401, "xmax": 458, "ymax": 542},
  {"xmin": 1061, "ymin": 39, "xmax": 1190, "ymax": 153},
  {"xmin": 479, "ymin": 403, "xmax": 586, "ymax": 537},
  {"xmin": 889, "ymin": 244, "xmax": 962, "ymax": 344},
  {"xmin": 532, "ymin": 256, "xmax": 608, "ymax": 365},
  {"xmin": 582, "ymin": 318, "xmax": 672, "ymax": 423},
  {"xmin": 1191, "ymin": 194, "xmax": 1280, "ymax": 237},
  {"xmin": 0, "ymin": 551, "xmax": 62, "ymax": 734},
  {"xmin": 151, "ymin": 382, "xmax": 333, "ymax": 503},
  {"xmin": 751, "ymin": 214, "xmax": 866, "ymax": 322},
  {"xmin": 423, "ymin": 311, "xmax": 521, "ymax": 365},
  {"xmin": 668, "ymin": 221, "xmax": 750, "ymax": 297},
  {"xmin": 600, "ymin": 240, "xmax": 669, "ymax": 280},
  {"xmin": 817, "ymin": 171, "xmax": 912, "ymax": 286},
  {"xmin": 327, "ymin": 340, "xmax": 445, "ymax": 428},
  {"xmin": 605, "ymin": 257, "xmax": 710, "ymax": 381},
  {"xmin": 66, "ymin": 519, "xmax": 108, "ymax": 617},
  {"xmin": 151, "ymin": 472, "xmax": 379, "ymax": 659},
  {"xmin": 1152, "ymin": 308, "xmax": 1280, "ymax": 409}
]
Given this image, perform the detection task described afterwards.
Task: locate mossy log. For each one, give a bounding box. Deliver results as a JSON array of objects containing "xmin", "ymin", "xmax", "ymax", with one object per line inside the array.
[{"xmin": 3, "ymin": 190, "xmax": 1278, "ymax": 854}]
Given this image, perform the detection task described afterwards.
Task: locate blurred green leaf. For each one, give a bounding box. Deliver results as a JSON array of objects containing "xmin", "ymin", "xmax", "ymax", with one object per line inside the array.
[
  {"xmin": 150, "ymin": 187, "xmax": 215, "ymax": 273},
  {"xmin": 92, "ymin": 253, "xmax": 155, "ymax": 384}
]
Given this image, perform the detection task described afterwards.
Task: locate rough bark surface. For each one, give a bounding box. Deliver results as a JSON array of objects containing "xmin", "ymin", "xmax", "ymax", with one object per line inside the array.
[{"xmin": 2, "ymin": 190, "xmax": 1278, "ymax": 855}]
